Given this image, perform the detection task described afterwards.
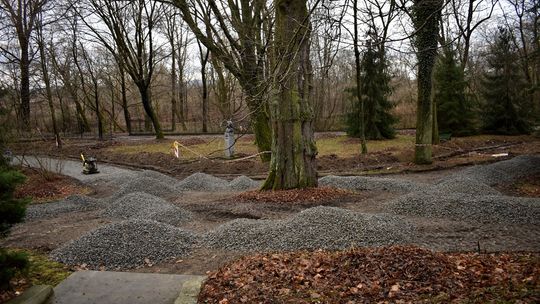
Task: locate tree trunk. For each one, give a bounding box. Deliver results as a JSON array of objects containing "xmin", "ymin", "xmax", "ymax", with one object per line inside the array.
[
  {"xmin": 413, "ymin": 0, "xmax": 442, "ymax": 164},
  {"xmin": 19, "ymin": 40, "xmax": 31, "ymax": 130},
  {"xmin": 139, "ymin": 85, "xmax": 164, "ymax": 139},
  {"xmin": 120, "ymin": 68, "xmax": 132, "ymax": 134},
  {"xmin": 201, "ymin": 63, "xmax": 208, "ymax": 133},
  {"xmin": 171, "ymin": 46, "xmax": 177, "ymax": 132},
  {"xmin": 38, "ymin": 37, "xmax": 61, "ymax": 147},
  {"xmin": 261, "ymin": 0, "xmax": 317, "ymax": 190},
  {"xmin": 432, "ymin": 99, "xmax": 439, "ymax": 144},
  {"xmin": 94, "ymin": 81, "xmax": 104, "ymax": 140},
  {"xmin": 353, "ymin": 0, "xmax": 367, "ymax": 154}
]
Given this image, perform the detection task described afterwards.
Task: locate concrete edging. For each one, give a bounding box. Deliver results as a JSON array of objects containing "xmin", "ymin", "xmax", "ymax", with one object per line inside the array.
[
  {"xmin": 7, "ymin": 285, "xmax": 53, "ymax": 304},
  {"xmin": 174, "ymin": 276, "xmax": 206, "ymax": 304}
]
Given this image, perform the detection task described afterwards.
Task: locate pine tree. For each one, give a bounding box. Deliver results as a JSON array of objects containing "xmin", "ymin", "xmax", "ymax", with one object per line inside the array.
[
  {"xmin": 0, "ymin": 101, "xmax": 28, "ymax": 290},
  {"xmin": 346, "ymin": 42, "xmax": 396, "ymax": 140},
  {"xmin": 434, "ymin": 46, "xmax": 476, "ymax": 136},
  {"xmin": 481, "ymin": 28, "xmax": 531, "ymax": 135}
]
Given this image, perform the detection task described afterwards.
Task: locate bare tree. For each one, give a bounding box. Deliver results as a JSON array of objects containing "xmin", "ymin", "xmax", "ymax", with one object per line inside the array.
[
  {"xmin": 171, "ymin": 0, "xmax": 273, "ymax": 159},
  {"xmin": 0, "ymin": 0, "xmax": 49, "ymax": 129},
  {"xmin": 78, "ymin": 0, "xmax": 166, "ymax": 139},
  {"xmin": 36, "ymin": 11, "xmax": 60, "ymax": 146}
]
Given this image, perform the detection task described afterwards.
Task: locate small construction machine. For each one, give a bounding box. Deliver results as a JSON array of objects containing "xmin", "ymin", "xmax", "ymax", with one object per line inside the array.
[{"xmin": 81, "ymin": 152, "xmax": 99, "ymax": 174}]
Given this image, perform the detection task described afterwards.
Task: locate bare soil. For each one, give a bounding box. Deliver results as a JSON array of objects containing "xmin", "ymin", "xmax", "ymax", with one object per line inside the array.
[{"xmin": 9, "ymin": 134, "xmax": 540, "ymax": 179}]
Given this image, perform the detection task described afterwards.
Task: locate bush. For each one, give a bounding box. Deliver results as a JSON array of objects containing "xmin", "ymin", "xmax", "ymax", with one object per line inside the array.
[{"xmin": 0, "ymin": 157, "xmax": 29, "ymax": 290}]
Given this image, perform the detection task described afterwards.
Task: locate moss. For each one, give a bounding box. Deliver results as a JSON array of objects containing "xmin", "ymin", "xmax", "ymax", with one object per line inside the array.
[{"xmin": 9, "ymin": 249, "xmax": 71, "ymax": 287}]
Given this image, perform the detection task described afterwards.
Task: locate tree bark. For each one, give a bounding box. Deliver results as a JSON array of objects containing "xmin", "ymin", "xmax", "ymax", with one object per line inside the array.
[
  {"xmin": 261, "ymin": 0, "xmax": 317, "ymax": 190},
  {"xmin": 38, "ymin": 32, "xmax": 61, "ymax": 147},
  {"xmin": 119, "ymin": 67, "xmax": 132, "ymax": 135},
  {"xmin": 139, "ymin": 85, "xmax": 163, "ymax": 139},
  {"xmin": 353, "ymin": 0, "xmax": 367, "ymax": 154},
  {"xmin": 412, "ymin": 0, "xmax": 442, "ymax": 164},
  {"xmin": 19, "ymin": 41, "xmax": 31, "ymax": 130}
]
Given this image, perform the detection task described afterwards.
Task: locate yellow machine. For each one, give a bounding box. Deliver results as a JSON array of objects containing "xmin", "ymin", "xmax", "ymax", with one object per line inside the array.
[{"xmin": 81, "ymin": 153, "xmax": 99, "ymax": 174}]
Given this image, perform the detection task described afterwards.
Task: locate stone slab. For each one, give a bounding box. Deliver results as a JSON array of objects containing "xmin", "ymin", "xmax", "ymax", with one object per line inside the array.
[
  {"xmin": 47, "ymin": 271, "xmax": 203, "ymax": 304},
  {"xmin": 7, "ymin": 285, "xmax": 53, "ymax": 304}
]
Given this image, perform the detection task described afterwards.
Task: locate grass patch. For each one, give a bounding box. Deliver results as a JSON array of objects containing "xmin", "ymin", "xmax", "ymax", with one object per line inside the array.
[
  {"xmin": 107, "ymin": 135, "xmax": 416, "ymax": 160},
  {"xmin": 9, "ymin": 249, "xmax": 71, "ymax": 287}
]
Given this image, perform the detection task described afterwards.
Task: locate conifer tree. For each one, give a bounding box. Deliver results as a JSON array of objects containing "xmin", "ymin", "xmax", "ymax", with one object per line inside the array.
[
  {"xmin": 0, "ymin": 102, "xmax": 28, "ymax": 290},
  {"xmin": 481, "ymin": 28, "xmax": 531, "ymax": 135},
  {"xmin": 434, "ymin": 46, "xmax": 476, "ymax": 136},
  {"xmin": 347, "ymin": 41, "xmax": 396, "ymax": 140}
]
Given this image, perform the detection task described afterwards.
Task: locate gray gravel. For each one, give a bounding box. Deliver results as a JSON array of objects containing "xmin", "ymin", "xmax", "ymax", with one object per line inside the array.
[
  {"xmin": 459, "ymin": 155, "xmax": 540, "ymax": 186},
  {"xmin": 202, "ymin": 206, "xmax": 414, "ymax": 252},
  {"xmin": 318, "ymin": 175, "xmax": 423, "ymax": 193},
  {"xmin": 228, "ymin": 176, "xmax": 261, "ymax": 191},
  {"xmin": 176, "ymin": 172, "xmax": 229, "ymax": 191},
  {"xmin": 102, "ymin": 192, "xmax": 193, "ymax": 226},
  {"xmin": 111, "ymin": 176, "xmax": 180, "ymax": 199},
  {"xmin": 431, "ymin": 176, "xmax": 501, "ymax": 196},
  {"xmin": 50, "ymin": 219, "xmax": 197, "ymax": 269},
  {"xmin": 383, "ymin": 191, "xmax": 540, "ymax": 225},
  {"xmin": 139, "ymin": 170, "xmax": 182, "ymax": 187},
  {"xmin": 24, "ymin": 195, "xmax": 102, "ymax": 221}
]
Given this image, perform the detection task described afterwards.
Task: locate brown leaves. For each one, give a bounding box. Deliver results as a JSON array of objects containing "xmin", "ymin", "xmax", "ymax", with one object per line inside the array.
[
  {"xmin": 198, "ymin": 246, "xmax": 540, "ymax": 304},
  {"xmin": 234, "ymin": 187, "xmax": 352, "ymax": 204}
]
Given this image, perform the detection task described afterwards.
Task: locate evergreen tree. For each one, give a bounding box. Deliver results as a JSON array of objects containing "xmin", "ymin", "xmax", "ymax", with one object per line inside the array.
[
  {"xmin": 434, "ymin": 46, "xmax": 476, "ymax": 136},
  {"xmin": 346, "ymin": 42, "xmax": 397, "ymax": 140},
  {"xmin": 0, "ymin": 101, "xmax": 28, "ymax": 291},
  {"xmin": 481, "ymin": 28, "xmax": 532, "ymax": 135}
]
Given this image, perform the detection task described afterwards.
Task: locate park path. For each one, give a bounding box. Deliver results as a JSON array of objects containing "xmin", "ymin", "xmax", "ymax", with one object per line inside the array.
[{"xmin": 12, "ymin": 155, "xmax": 140, "ymax": 185}]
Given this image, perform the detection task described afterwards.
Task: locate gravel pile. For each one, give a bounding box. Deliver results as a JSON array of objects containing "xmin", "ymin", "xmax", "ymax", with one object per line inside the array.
[
  {"xmin": 228, "ymin": 176, "xmax": 261, "ymax": 191},
  {"xmin": 139, "ymin": 170, "xmax": 182, "ymax": 187},
  {"xmin": 460, "ymin": 155, "xmax": 540, "ymax": 186},
  {"xmin": 203, "ymin": 206, "xmax": 414, "ymax": 252},
  {"xmin": 318, "ymin": 175, "xmax": 423, "ymax": 193},
  {"xmin": 431, "ymin": 176, "xmax": 501, "ymax": 196},
  {"xmin": 50, "ymin": 219, "xmax": 198, "ymax": 269},
  {"xmin": 111, "ymin": 176, "xmax": 179, "ymax": 199},
  {"xmin": 103, "ymin": 192, "xmax": 193, "ymax": 226},
  {"xmin": 176, "ymin": 173, "xmax": 229, "ymax": 191},
  {"xmin": 25, "ymin": 195, "xmax": 102, "ymax": 221},
  {"xmin": 384, "ymin": 191, "xmax": 540, "ymax": 225}
]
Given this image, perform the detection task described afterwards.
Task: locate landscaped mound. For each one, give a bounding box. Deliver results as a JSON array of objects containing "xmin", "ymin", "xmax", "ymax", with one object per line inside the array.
[
  {"xmin": 228, "ymin": 176, "xmax": 261, "ymax": 191},
  {"xmin": 203, "ymin": 206, "xmax": 413, "ymax": 251},
  {"xmin": 25, "ymin": 195, "xmax": 101, "ymax": 220},
  {"xmin": 176, "ymin": 172, "xmax": 229, "ymax": 191},
  {"xmin": 383, "ymin": 191, "xmax": 540, "ymax": 225},
  {"xmin": 110, "ymin": 176, "xmax": 179, "ymax": 199},
  {"xmin": 199, "ymin": 246, "xmax": 539, "ymax": 303},
  {"xmin": 102, "ymin": 192, "xmax": 193, "ymax": 226},
  {"xmin": 318, "ymin": 175, "xmax": 422, "ymax": 193},
  {"xmin": 234, "ymin": 187, "xmax": 351, "ymax": 204},
  {"xmin": 50, "ymin": 219, "xmax": 197, "ymax": 269}
]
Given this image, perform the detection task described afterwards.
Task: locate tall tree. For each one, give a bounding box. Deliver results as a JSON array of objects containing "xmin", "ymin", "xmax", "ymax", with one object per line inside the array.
[
  {"xmin": 36, "ymin": 12, "xmax": 61, "ymax": 146},
  {"xmin": 481, "ymin": 28, "xmax": 531, "ymax": 134},
  {"xmin": 347, "ymin": 38, "xmax": 396, "ymax": 140},
  {"xmin": 172, "ymin": 0, "xmax": 273, "ymax": 160},
  {"xmin": 434, "ymin": 45, "xmax": 476, "ymax": 136},
  {"xmin": 79, "ymin": 0, "xmax": 166, "ymax": 139},
  {"xmin": 412, "ymin": 0, "xmax": 443, "ymax": 164},
  {"xmin": 261, "ymin": 0, "xmax": 317, "ymax": 190},
  {"xmin": 353, "ymin": 0, "xmax": 367, "ymax": 154},
  {"xmin": 0, "ymin": 0, "xmax": 49, "ymax": 129}
]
